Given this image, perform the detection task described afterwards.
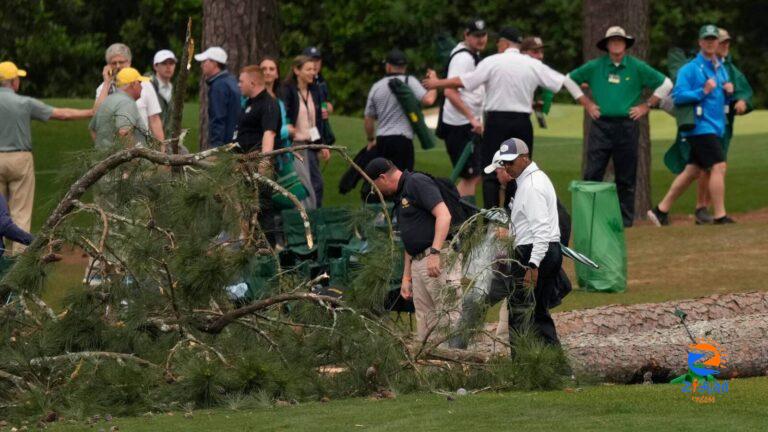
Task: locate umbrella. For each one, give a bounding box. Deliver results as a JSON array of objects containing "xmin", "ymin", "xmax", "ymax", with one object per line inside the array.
[
  {"xmin": 560, "ymin": 245, "xmax": 599, "ymax": 269},
  {"xmin": 339, "ymin": 146, "xmax": 377, "ymax": 194},
  {"xmin": 449, "ymin": 139, "xmax": 474, "ymax": 183}
]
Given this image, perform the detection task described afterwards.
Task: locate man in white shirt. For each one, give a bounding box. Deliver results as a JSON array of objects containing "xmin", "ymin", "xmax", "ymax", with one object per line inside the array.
[
  {"xmin": 93, "ymin": 43, "xmax": 165, "ymax": 147},
  {"xmin": 482, "ymin": 138, "xmax": 562, "ymax": 347},
  {"xmin": 437, "ymin": 18, "xmax": 487, "ymax": 205},
  {"xmin": 423, "ymin": 27, "xmax": 566, "ymax": 209}
]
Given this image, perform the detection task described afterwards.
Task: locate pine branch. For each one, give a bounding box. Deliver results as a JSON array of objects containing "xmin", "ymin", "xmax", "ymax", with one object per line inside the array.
[
  {"xmin": 0, "ymin": 369, "xmax": 35, "ymax": 391},
  {"xmin": 0, "ymin": 144, "xmax": 235, "ymax": 294},
  {"xmin": 169, "ymin": 17, "xmax": 194, "ymax": 154},
  {"xmin": 197, "ymin": 292, "xmax": 344, "ymax": 334},
  {"xmin": 29, "ymin": 351, "xmax": 161, "ymax": 369}
]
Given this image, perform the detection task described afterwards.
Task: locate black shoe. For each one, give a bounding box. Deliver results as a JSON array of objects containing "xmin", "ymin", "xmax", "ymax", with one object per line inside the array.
[
  {"xmin": 713, "ymin": 215, "xmax": 736, "ymax": 225},
  {"xmin": 695, "ymin": 207, "xmax": 714, "ymax": 225},
  {"xmin": 647, "ymin": 206, "xmax": 669, "ymax": 227}
]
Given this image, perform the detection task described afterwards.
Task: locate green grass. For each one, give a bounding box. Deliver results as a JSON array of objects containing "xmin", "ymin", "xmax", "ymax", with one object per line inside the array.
[
  {"xmin": 47, "ymin": 377, "xmax": 768, "ymax": 431},
  {"xmin": 31, "ymin": 101, "xmax": 768, "ymax": 231}
]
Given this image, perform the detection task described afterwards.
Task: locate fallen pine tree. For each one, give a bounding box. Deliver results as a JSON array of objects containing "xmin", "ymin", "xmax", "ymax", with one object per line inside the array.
[
  {"xmin": 0, "ymin": 139, "xmax": 570, "ymax": 424},
  {"xmin": 561, "ymin": 312, "xmax": 768, "ymax": 383},
  {"xmin": 553, "ymin": 291, "xmax": 768, "ymax": 338}
]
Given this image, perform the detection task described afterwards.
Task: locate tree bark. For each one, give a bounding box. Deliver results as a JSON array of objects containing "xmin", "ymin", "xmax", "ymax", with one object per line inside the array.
[
  {"xmin": 563, "ymin": 313, "xmax": 768, "ymax": 383},
  {"xmin": 557, "ymin": 291, "xmax": 768, "ymax": 382},
  {"xmin": 553, "ymin": 291, "xmax": 768, "ymax": 338},
  {"xmin": 581, "ymin": 0, "xmax": 652, "ymax": 221},
  {"xmin": 199, "ymin": 0, "xmax": 279, "ymax": 150}
]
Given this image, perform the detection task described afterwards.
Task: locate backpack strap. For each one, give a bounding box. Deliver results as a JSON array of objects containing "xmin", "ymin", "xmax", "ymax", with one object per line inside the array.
[
  {"xmin": 436, "ymin": 48, "xmax": 481, "ymax": 138},
  {"xmin": 444, "ymin": 48, "xmax": 480, "ymax": 75}
]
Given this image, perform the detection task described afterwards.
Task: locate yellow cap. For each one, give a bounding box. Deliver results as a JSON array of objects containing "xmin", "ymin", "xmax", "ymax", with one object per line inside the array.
[
  {"xmin": 115, "ymin": 67, "xmax": 150, "ymax": 87},
  {"xmin": 0, "ymin": 62, "xmax": 27, "ymax": 80}
]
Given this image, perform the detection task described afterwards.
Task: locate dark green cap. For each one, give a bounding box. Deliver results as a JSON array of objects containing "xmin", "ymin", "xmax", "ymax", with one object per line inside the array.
[{"xmin": 699, "ymin": 24, "xmax": 719, "ymax": 39}]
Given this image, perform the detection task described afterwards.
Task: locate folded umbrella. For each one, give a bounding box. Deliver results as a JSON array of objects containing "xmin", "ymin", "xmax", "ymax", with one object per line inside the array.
[{"xmin": 339, "ymin": 146, "xmax": 377, "ymax": 195}]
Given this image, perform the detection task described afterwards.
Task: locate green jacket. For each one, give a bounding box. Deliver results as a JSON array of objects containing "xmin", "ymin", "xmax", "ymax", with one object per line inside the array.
[
  {"xmin": 150, "ymin": 75, "xmax": 173, "ymax": 137},
  {"xmin": 664, "ymin": 54, "xmax": 753, "ymax": 174}
]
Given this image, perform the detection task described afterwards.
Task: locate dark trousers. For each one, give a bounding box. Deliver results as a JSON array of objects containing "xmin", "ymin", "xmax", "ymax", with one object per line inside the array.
[
  {"xmin": 583, "ymin": 117, "xmax": 639, "ymax": 227},
  {"xmin": 374, "ymin": 135, "xmax": 415, "ymax": 172},
  {"xmin": 482, "ymin": 112, "xmax": 533, "ymax": 208},
  {"xmin": 307, "ymin": 150, "xmax": 324, "ymax": 207},
  {"xmin": 507, "ymin": 242, "xmax": 562, "ymax": 348}
]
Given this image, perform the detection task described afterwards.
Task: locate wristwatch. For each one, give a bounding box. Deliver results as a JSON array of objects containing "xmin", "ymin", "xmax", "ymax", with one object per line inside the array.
[
  {"xmin": 528, "ymin": 262, "xmax": 538, "ymax": 269},
  {"xmin": 428, "ymin": 247, "xmax": 440, "ymax": 256}
]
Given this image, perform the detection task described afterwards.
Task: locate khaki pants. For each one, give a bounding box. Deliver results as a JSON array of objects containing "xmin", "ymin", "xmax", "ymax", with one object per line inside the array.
[
  {"xmin": 0, "ymin": 151, "xmax": 34, "ymax": 254},
  {"xmin": 496, "ymin": 302, "xmax": 509, "ymax": 340},
  {"xmin": 410, "ymin": 253, "xmax": 462, "ymax": 343}
]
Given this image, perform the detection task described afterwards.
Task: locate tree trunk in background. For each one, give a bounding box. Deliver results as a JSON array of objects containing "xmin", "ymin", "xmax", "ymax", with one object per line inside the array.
[
  {"xmin": 581, "ymin": 0, "xmax": 652, "ymax": 221},
  {"xmin": 199, "ymin": 0, "xmax": 279, "ymax": 150}
]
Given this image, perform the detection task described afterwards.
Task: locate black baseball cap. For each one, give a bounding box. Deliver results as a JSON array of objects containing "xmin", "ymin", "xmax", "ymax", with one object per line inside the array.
[
  {"xmin": 498, "ymin": 26, "xmax": 522, "ymax": 44},
  {"xmin": 466, "ymin": 18, "xmax": 488, "ymax": 35},
  {"xmin": 364, "ymin": 158, "xmax": 395, "ymax": 179},
  {"xmin": 303, "ymin": 46, "xmax": 322, "ymax": 59},
  {"xmin": 385, "ymin": 49, "xmax": 408, "ymax": 66}
]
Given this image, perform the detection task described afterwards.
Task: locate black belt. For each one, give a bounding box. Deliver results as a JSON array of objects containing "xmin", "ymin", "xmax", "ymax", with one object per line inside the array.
[
  {"xmin": 595, "ymin": 116, "xmax": 631, "ymax": 122},
  {"xmin": 485, "ymin": 111, "xmax": 530, "ymax": 116},
  {"xmin": 411, "ymin": 249, "xmax": 432, "ymax": 261},
  {"xmin": 411, "ymin": 242, "xmax": 459, "ymax": 261}
]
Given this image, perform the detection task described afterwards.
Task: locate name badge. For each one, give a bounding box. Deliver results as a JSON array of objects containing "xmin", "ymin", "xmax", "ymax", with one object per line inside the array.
[
  {"xmin": 608, "ymin": 74, "xmax": 621, "ymax": 84},
  {"xmin": 308, "ymin": 127, "xmax": 321, "ymax": 142}
]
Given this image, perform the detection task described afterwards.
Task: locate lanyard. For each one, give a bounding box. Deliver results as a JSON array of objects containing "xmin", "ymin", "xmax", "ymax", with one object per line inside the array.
[{"xmin": 299, "ymin": 89, "xmax": 315, "ymax": 128}]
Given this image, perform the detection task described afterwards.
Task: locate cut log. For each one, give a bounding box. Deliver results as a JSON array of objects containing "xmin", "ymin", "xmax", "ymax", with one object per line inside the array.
[
  {"xmin": 553, "ymin": 291, "xmax": 768, "ymax": 338},
  {"xmin": 562, "ymin": 313, "xmax": 768, "ymax": 383}
]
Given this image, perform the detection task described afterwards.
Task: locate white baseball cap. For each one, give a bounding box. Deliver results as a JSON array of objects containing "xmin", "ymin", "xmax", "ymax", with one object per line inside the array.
[
  {"xmin": 483, "ymin": 138, "xmax": 530, "ymax": 174},
  {"xmin": 153, "ymin": 49, "xmax": 177, "ymax": 65},
  {"xmin": 194, "ymin": 47, "xmax": 227, "ymax": 64}
]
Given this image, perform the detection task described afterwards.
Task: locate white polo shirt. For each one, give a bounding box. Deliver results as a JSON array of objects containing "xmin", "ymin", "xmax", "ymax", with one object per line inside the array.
[
  {"xmin": 460, "ymin": 48, "xmax": 565, "ymax": 113},
  {"xmin": 95, "ymin": 81, "xmax": 162, "ymax": 131},
  {"xmin": 442, "ymin": 43, "xmax": 484, "ymax": 126},
  {"xmin": 508, "ymin": 161, "xmax": 560, "ymax": 266}
]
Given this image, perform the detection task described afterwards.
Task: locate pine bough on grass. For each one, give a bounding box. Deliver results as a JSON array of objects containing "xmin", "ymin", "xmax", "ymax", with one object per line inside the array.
[{"xmin": 0, "ymin": 141, "xmax": 569, "ymax": 423}]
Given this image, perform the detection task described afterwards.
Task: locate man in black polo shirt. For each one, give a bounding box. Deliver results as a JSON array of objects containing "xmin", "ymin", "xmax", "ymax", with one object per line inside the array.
[
  {"xmin": 364, "ymin": 158, "xmax": 461, "ymax": 343},
  {"xmin": 236, "ymin": 65, "xmax": 281, "ymax": 157},
  {"xmin": 236, "ymin": 65, "xmax": 281, "ymax": 244}
]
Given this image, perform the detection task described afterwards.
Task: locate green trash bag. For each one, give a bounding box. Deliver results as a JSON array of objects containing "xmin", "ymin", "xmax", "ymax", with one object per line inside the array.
[
  {"xmin": 271, "ymin": 155, "xmax": 309, "ymax": 210},
  {"xmin": 569, "ymin": 181, "xmax": 627, "ymax": 293},
  {"xmin": 388, "ymin": 77, "xmax": 435, "ymax": 150}
]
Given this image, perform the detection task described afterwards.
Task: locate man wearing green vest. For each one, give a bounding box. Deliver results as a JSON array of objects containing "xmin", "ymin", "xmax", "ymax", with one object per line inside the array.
[
  {"xmin": 150, "ymin": 49, "xmax": 177, "ymax": 138},
  {"xmin": 690, "ymin": 28, "xmax": 753, "ymax": 224},
  {"xmin": 563, "ymin": 26, "xmax": 673, "ymax": 227}
]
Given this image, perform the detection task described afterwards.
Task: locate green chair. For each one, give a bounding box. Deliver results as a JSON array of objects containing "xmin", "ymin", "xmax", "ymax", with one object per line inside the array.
[{"xmin": 280, "ymin": 209, "xmax": 317, "ymax": 259}]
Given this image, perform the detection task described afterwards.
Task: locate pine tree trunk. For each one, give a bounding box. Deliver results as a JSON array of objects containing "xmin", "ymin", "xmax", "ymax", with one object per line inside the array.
[
  {"xmin": 563, "ymin": 314, "xmax": 768, "ymax": 383},
  {"xmin": 199, "ymin": 0, "xmax": 279, "ymax": 150},
  {"xmin": 581, "ymin": 0, "xmax": 652, "ymax": 221},
  {"xmin": 554, "ymin": 292, "xmax": 768, "ymax": 382},
  {"xmin": 554, "ymin": 291, "xmax": 768, "ymax": 338}
]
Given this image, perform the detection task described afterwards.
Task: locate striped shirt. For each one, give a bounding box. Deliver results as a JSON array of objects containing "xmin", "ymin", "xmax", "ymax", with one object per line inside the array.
[{"xmin": 364, "ymin": 75, "xmax": 427, "ymax": 139}]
